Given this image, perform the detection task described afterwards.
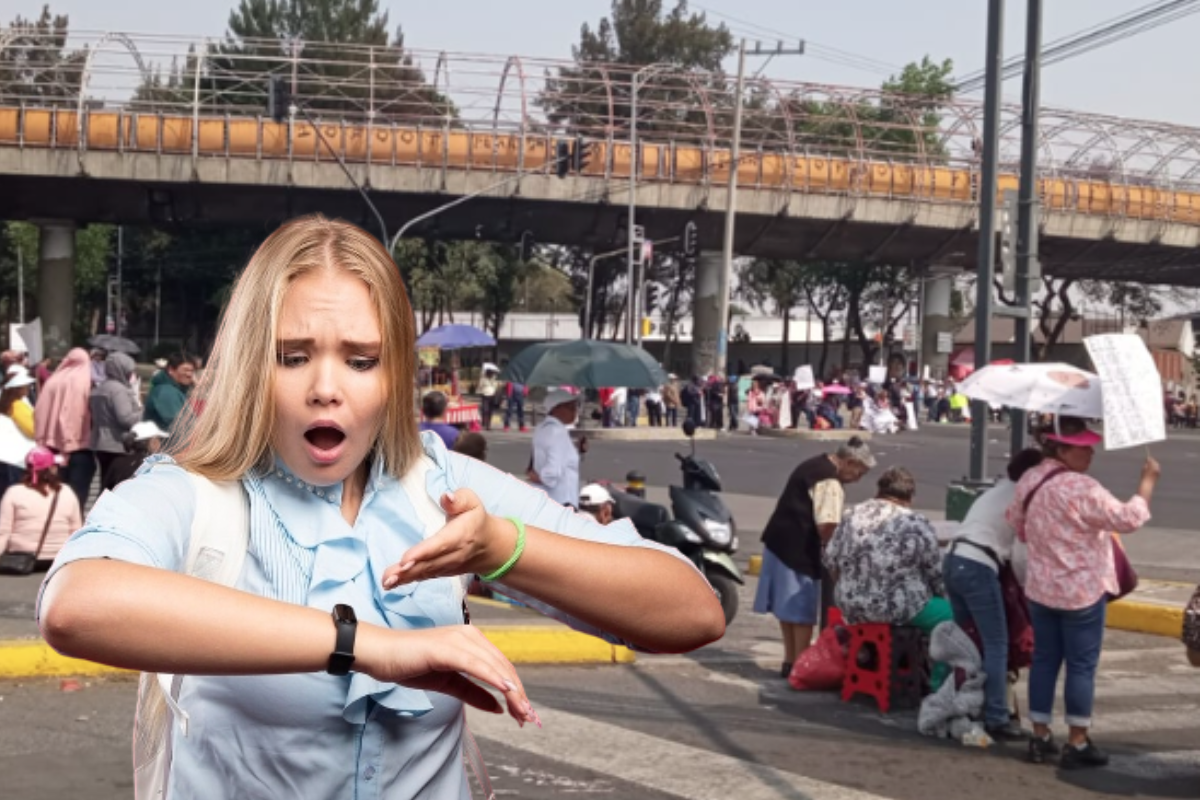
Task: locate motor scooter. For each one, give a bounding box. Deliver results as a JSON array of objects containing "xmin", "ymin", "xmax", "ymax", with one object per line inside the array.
[{"xmin": 604, "ymin": 420, "xmax": 742, "ymax": 624}]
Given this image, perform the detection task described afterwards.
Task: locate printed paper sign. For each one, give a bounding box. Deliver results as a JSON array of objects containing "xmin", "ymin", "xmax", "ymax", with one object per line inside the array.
[
  {"xmin": 793, "ymin": 365, "xmax": 815, "ymax": 390},
  {"xmin": 868, "ymin": 365, "xmax": 887, "ymax": 385},
  {"xmin": 1084, "ymin": 334, "xmax": 1166, "ymax": 450},
  {"xmin": 9, "ymin": 319, "xmax": 42, "ymax": 365}
]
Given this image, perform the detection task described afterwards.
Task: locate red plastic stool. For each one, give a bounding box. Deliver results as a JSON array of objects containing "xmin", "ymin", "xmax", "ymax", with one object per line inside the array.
[{"xmin": 840, "ymin": 623, "xmax": 929, "ymax": 714}]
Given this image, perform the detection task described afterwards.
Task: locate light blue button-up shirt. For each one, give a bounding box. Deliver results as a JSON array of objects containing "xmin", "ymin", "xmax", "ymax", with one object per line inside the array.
[
  {"xmin": 531, "ymin": 416, "xmax": 579, "ymax": 507},
  {"xmin": 38, "ymin": 433, "xmax": 680, "ymax": 799}
]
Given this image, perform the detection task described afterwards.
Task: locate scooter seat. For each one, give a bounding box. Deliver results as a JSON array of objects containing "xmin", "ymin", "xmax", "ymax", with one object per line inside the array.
[{"xmin": 610, "ymin": 491, "xmax": 671, "ymax": 536}]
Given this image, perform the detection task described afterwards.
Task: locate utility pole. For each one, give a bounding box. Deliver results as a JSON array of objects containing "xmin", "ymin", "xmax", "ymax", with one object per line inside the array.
[
  {"xmin": 716, "ymin": 38, "xmax": 804, "ymax": 376},
  {"xmin": 969, "ymin": 0, "xmax": 1005, "ymax": 483},
  {"xmin": 16, "ymin": 243, "xmax": 23, "ymax": 324},
  {"xmin": 116, "ymin": 226, "xmax": 123, "ymax": 337},
  {"xmin": 1010, "ymin": 0, "xmax": 1043, "ymax": 457},
  {"xmin": 154, "ymin": 259, "xmax": 161, "ymax": 346}
]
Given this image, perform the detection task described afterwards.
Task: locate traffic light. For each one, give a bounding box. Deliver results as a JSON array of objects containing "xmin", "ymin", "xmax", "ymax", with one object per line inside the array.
[
  {"xmin": 644, "ymin": 282, "xmax": 660, "ymax": 312},
  {"xmin": 555, "ymin": 140, "xmax": 571, "ymax": 179},
  {"xmin": 641, "ymin": 317, "xmax": 654, "ymax": 337},
  {"xmin": 682, "ymin": 220, "xmax": 698, "ymax": 259},
  {"xmin": 519, "ymin": 230, "xmax": 535, "ymax": 262},
  {"xmin": 268, "ymin": 75, "xmax": 290, "ymax": 123},
  {"xmin": 572, "ymin": 137, "xmax": 593, "ymax": 173}
]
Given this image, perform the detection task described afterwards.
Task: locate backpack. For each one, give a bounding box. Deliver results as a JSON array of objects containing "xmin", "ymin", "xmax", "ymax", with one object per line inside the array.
[{"xmin": 131, "ymin": 457, "xmax": 490, "ymax": 799}]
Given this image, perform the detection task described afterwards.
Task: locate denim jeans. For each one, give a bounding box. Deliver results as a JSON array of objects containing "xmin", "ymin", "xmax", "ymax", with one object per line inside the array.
[
  {"xmin": 504, "ymin": 396, "xmax": 525, "ymax": 429},
  {"xmin": 944, "ymin": 552, "xmax": 1010, "ymax": 727},
  {"xmin": 63, "ymin": 450, "xmax": 96, "ymax": 509},
  {"xmin": 1028, "ymin": 598, "xmax": 1107, "ymax": 728}
]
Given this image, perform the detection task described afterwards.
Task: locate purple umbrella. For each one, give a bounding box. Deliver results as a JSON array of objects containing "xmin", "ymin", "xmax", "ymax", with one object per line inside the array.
[{"xmin": 416, "ymin": 324, "xmax": 495, "ymax": 350}]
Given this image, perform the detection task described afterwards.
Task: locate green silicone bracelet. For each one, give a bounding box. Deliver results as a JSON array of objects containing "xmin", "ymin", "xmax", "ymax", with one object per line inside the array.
[{"xmin": 481, "ymin": 517, "xmax": 526, "ymax": 582}]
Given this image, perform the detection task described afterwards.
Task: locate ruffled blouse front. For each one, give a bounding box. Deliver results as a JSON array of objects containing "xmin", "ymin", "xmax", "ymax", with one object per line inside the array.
[{"xmin": 39, "ymin": 432, "xmax": 682, "ymax": 799}]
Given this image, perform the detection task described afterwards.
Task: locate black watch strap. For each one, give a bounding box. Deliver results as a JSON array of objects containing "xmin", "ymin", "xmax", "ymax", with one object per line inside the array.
[{"xmin": 327, "ymin": 603, "xmax": 357, "ymax": 676}]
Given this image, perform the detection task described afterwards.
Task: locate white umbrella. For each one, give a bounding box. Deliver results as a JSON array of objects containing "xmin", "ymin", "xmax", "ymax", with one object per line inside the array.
[{"xmin": 957, "ymin": 362, "xmax": 1103, "ymax": 419}]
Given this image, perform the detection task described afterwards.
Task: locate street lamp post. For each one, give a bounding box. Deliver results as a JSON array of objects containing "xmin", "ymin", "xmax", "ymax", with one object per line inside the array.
[{"xmin": 626, "ymin": 62, "xmax": 677, "ymax": 345}]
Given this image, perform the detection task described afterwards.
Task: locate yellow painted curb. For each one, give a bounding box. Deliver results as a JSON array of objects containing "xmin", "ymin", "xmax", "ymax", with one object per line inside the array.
[
  {"xmin": 0, "ymin": 626, "xmax": 634, "ymax": 678},
  {"xmin": 1106, "ymin": 600, "xmax": 1184, "ymax": 639},
  {"xmin": 480, "ymin": 626, "xmax": 636, "ymax": 664},
  {"xmin": 748, "ymin": 555, "xmax": 762, "ymax": 577},
  {"xmin": 0, "ymin": 640, "xmax": 130, "ymax": 678}
]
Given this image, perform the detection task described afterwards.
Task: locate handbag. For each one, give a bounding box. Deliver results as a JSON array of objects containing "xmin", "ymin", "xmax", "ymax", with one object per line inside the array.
[
  {"xmin": 1109, "ymin": 533, "xmax": 1139, "ymax": 602},
  {"xmin": 0, "ymin": 486, "xmax": 61, "ymax": 575}
]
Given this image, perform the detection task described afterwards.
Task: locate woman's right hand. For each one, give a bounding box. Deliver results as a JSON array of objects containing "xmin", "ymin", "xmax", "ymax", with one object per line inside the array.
[
  {"xmin": 1142, "ymin": 456, "xmax": 1162, "ymax": 482},
  {"xmin": 357, "ymin": 624, "xmax": 538, "ymax": 727}
]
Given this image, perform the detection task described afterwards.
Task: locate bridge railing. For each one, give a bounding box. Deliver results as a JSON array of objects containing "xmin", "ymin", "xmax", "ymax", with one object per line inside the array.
[{"xmin": 3, "ymin": 30, "xmax": 1200, "ymax": 226}]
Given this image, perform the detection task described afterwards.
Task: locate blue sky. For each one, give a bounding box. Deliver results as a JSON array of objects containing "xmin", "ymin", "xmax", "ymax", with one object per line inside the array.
[{"xmin": 20, "ymin": 0, "xmax": 1200, "ymax": 126}]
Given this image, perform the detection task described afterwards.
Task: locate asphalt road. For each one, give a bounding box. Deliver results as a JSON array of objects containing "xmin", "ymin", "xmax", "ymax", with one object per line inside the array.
[
  {"xmin": 487, "ymin": 424, "xmax": 1200, "ymax": 530},
  {"xmin": 5, "ymin": 578, "xmax": 1199, "ymax": 800}
]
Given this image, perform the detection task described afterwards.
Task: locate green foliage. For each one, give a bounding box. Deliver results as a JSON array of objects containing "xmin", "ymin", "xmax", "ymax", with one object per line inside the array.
[
  {"xmin": 0, "ymin": 5, "xmax": 83, "ymax": 106},
  {"xmin": 540, "ymin": 0, "xmax": 733, "ymax": 139}
]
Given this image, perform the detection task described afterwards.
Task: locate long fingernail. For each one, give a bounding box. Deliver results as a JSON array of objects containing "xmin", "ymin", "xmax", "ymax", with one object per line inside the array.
[
  {"xmin": 382, "ymin": 575, "xmax": 398, "ymax": 589},
  {"xmin": 503, "ymin": 680, "xmax": 518, "ymax": 692},
  {"xmin": 444, "ymin": 491, "xmax": 456, "ymax": 504},
  {"xmin": 530, "ymin": 707, "xmax": 543, "ymax": 729},
  {"xmin": 398, "ymin": 561, "xmax": 414, "ymax": 572}
]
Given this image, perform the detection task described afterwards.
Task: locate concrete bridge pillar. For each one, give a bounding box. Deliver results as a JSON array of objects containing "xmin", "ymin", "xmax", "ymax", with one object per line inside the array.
[
  {"xmin": 691, "ymin": 250, "xmax": 722, "ymax": 379},
  {"xmin": 37, "ymin": 221, "xmax": 76, "ymax": 358},
  {"xmin": 920, "ymin": 273, "xmax": 955, "ymax": 381}
]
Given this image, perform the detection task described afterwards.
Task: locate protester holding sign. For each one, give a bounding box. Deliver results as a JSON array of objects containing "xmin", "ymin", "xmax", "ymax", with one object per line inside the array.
[{"xmin": 1007, "ymin": 416, "xmax": 1160, "ymax": 770}]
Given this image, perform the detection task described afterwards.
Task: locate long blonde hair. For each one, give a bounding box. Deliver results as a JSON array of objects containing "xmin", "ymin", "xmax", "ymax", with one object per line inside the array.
[{"xmin": 170, "ymin": 215, "xmax": 420, "ymax": 480}]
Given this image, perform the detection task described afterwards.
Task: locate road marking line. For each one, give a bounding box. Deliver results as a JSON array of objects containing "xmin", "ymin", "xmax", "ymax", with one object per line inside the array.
[{"xmin": 469, "ymin": 704, "xmax": 893, "ymax": 800}]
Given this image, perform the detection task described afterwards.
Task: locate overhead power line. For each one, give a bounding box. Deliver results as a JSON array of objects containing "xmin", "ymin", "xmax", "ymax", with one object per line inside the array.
[
  {"xmin": 955, "ymin": 0, "xmax": 1200, "ymax": 93},
  {"xmin": 690, "ymin": 2, "xmax": 902, "ymax": 77}
]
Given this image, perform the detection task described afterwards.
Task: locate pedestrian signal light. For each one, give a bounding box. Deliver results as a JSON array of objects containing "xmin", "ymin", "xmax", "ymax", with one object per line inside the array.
[{"xmin": 519, "ymin": 230, "xmax": 535, "ymax": 262}]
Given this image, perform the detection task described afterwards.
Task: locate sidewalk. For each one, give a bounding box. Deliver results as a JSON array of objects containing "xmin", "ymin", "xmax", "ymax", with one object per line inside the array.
[{"xmin": 0, "ymin": 586, "xmax": 633, "ymax": 678}]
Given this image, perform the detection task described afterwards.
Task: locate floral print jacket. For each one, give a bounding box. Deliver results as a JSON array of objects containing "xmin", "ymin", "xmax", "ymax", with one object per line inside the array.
[{"xmin": 826, "ymin": 499, "xmax": 944, "ymax": 625}]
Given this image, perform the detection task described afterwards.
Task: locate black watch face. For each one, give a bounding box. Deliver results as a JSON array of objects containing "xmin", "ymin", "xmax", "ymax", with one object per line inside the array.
[{"xmin": 334, "ymin": 604, "xmax": 357, "ymax": 625}]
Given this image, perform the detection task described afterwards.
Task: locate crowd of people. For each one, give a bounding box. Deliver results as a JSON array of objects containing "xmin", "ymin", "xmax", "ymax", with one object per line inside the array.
[
  {"xmin": 0, "ymin": 347, "xmax": 196, "ymax": 570},
  {"xmin": 755, "ymin": 416, "xmax": 1172, "ymax": 768}
]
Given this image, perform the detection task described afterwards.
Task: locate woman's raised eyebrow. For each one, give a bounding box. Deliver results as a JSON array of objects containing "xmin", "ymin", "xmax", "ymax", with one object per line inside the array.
[{"xmin": 276, "ymin": 338, "xmax": 381, "ymax": 350}]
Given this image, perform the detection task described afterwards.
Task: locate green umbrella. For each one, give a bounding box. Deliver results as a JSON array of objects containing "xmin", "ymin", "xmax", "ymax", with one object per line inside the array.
[{"xmin": 500, "ymin": 340, "xmax": 668, "ymax": 389}]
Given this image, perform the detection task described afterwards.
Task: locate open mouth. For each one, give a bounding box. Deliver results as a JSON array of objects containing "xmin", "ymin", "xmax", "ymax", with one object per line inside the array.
[{"xmin": 304, "ymin": 424, "xmax": 346, "ymax": 452}]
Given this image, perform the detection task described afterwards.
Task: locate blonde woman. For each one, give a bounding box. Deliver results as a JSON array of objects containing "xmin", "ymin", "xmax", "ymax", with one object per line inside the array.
[{"xmin": 37, "ymin": 216, "xmax": 723, "ymax": 798}]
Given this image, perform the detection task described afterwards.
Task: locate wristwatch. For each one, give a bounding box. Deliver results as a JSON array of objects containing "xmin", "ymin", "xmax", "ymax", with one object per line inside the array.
[{"xmin": 327, "ymin": 604, "xmax": 357, "ymax": 676}]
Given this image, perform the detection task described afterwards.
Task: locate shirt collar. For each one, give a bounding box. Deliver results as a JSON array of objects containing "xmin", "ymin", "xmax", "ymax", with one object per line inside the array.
[{"xmin": 261, "ymin": 454, "xmax": 388, "ymax": 506}]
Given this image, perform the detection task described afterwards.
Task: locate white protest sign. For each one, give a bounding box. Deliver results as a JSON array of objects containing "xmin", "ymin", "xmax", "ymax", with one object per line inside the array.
[
  {"xmin": 9, "ymin": 318, "xmax": 43, "ymax": 365},
  {"xmin": 904, "ymin": 401, "xmax": 919, "ymax": 432},
  {"xmin": 868, "ymin": 365, "xmax": 887, "ymax": 385},
  {"xmin": 1084, "ymin": 333, "xmax": 1166, "ymax": 450},
  {"xmin": 793, "ymin": 365, "xmax": 815, "ymax": 390}
]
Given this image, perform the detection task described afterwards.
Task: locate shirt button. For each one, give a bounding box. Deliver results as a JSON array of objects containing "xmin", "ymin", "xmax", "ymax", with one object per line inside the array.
[{"xmin": 364, "ymin": 766, "xmax": 376, "ymax": 780}]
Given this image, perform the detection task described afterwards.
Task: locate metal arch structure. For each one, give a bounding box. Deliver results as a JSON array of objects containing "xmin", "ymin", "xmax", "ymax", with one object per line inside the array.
[{"xmin": 75, "ymin": 32, "xmax": 150, "ymax": 166}]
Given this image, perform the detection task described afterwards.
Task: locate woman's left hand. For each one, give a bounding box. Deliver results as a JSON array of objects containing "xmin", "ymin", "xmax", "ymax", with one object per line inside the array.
[{"xmin": 381, "ymin": 489, "xmax": 517, "ymax": 588}]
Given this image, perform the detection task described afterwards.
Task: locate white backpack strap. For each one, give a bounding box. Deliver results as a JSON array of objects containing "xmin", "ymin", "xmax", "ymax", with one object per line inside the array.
[
  {"xmin": 397, "ymin": 455, "xmax": 466, "ymax": 603},
  {"xmin": 134, "ymin": 472, "xmax": 250, "ymax": 799},
  {"xmin": 155, "ymin": 474, "xmax": 250, "ymax": 739}
]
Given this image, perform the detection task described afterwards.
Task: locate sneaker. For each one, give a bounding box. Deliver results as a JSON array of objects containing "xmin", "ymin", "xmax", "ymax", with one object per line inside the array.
[
  {"xmin": 985, "ymin": 721, "xmax": 1030, "ymax": 743},
  {"xmin": 1060, "ymin": 739, "xmax": 1109, "ymax": 770},
  {"xmin": 780, "ymin": 661, "xmax": 792, "ymax": 679},
  {"xmin": 519, "ymin": 426, "xmax": 528, "ymax": 433},
  {"xmin": 1028, "ymin": 734, "xmax": 1060, "ymax": 765},
  {"xmin": 503, "ymin": 426, "xmax": 510, "ymax": 432}
]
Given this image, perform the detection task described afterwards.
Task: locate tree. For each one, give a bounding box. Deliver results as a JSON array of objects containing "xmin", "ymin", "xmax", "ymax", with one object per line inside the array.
[
  {"xmin": 738, "ymin": 259, "xmax": 808, "ymax": 373},
  {"xmin": 540, "ymin": 0, "xmax": 733, "ymax": 138},
  {"xmin": 0, "ymin": 6, "xmax": 84, "ymax": 106}
]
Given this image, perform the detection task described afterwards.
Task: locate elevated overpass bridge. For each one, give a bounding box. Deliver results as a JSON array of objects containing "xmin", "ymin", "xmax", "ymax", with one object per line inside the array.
[{"xmin": 2, "ymin": 32, "xmax": 1200, "ymax": 357}]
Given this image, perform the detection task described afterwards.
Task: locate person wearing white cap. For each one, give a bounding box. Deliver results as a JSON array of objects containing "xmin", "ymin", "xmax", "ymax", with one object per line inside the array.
[
  {"xmin": 478, "ymin": 364, "xmax": 500, "ymax": 432},
  {"xmin": 2, "ymin": 366, "xmax": 37, "ymax": 440},
  {"xmin": 578, "ymin": 483, "xmax": 614, "ymax": 525},
  {"xmin": 102, "ymin": 421, "xmax": 170, "ymax": 491},
  {"xmin": 528, "ymin": 388, "xmax": 584, "ymax": 507}
]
